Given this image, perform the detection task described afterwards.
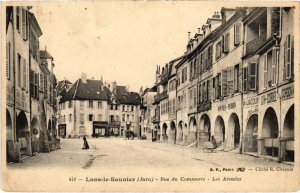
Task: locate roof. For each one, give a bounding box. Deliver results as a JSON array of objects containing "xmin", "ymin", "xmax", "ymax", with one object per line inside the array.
[
  {"xmin": 28, "ymin": 12, "xmax": 42, "ymax": 37},
  {"xmin": 105, "ymin": 86, "xmax": 141, "ymax": 105},
  {"xmin": 40, "ymin": 64, "xmax": 55, "ymax": 84},
  {"xmin": 60, "ymin": 79, "xmax": 108, "ymax": 102},
  {"xmin": 40, "ymin": 50, "xmax": 53, "ymax": 60},
  {"xmin": 56, "ymin": 79, "xmax": 72, "ymax": 96}
]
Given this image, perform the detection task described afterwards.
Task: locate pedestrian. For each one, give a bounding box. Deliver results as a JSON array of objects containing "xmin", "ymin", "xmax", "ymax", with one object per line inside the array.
[
  {"xmin": 211, "ymin": 136, "xmax": 217, "ymax": 149},
  {"xmin": 82, "ymin": 136, "xmax": 89, "ymax": 150}
]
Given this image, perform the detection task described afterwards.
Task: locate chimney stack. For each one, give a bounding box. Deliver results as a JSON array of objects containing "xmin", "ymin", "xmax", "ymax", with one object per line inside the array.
[
  {"xmin": 188, "ymin": 31, "xmax": 191, "ymax": 42},
  {"xmin": 81, "ymin": 73, "xmax": 87, "ymax": 83}
]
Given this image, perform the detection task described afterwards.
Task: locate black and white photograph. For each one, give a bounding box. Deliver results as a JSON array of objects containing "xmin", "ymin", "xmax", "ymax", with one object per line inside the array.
[{"xmin": 1, "ymin": 1, "xmax": 299, "ymax": 192}]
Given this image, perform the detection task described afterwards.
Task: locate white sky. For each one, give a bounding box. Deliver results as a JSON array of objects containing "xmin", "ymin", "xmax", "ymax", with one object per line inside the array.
[{"xmin": 32, "ymin": 1, "xmax": 222, "ymax": 91}]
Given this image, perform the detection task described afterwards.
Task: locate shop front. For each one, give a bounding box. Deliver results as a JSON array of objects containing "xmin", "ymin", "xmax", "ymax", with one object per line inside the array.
[{"xmin": 93, "ymin": 121, "xmax": 108, "ymax": 137}]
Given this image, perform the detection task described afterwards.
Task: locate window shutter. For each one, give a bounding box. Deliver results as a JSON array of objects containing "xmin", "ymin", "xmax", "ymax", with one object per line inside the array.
[
  {"xmin": 286, "ymin": 35, "xmax": 291, "ymax": 79},
  {"xmin": 234, "ymin": 23, "xmax": 241, "ymax": 46},
  {"xmin": 44, "ymin": 76, "xmax": 48, "ymax": 99},
  {"xmin": 243, "ymin": 67, "xmax": 248, "ymax": 92},
  {"xmin": 221, "ymin": 69, "xmax": 228, "ymax": 97},
  {"xmin": 6, "ymin": 42, "xmax": 10, "ymax": 79},
  {"xmin": 30, "ymin": 70, "xmax": 34, "ymax": 97},
  {"xmin": 291, "ymin": 35, "xmax": 294, "ymax": 77},
  {"xmin": 227, "ymin": 67, "xmax": 234, "ymax": 94},
  {"xmin": 249, "ymin": 63, "xmax": 257, "ymax": 90},
  {"xmin": 264, "ymin": 54, "xmax": 268, "ymax": 89},
  {"xmin": 222, "ymin": 35, "xmax": 225, "ymax": 53},
  {"xmin": 22, "ymin": 8, "xmax": 26, "ymax": 40},
  {"xmin": 209, "ymin": 78, "xmax": 213, "ymax": 101},
  {"xmin": 224, "ymin": 33, "xmax": 230, "ymax": 53},
  {"xmin": 37, "ymin": 73, "xmax": 39, "ymax": 97},
  {"xmin": 283, "ymin": 40, "xmax": 287, "ymax": 80},
  {"xmin": 40, "ymin": 73, "xmax": 44, "ymax": 92},
  {"xmin": 272, "ymin": 49, "xmax": 277, "ymax": 85}
]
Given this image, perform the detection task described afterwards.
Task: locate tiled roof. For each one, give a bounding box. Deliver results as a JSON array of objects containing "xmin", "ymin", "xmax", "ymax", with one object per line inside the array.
[
  {"xmin": 60, "ymin": 79, "xmax": 108, "ymax": 102},
  {"xmin": 57, "ymin": 79, "xmax": 72, "ymax": 96},
  {"xmin": 105, "ymin": 86, "xmax": 141, "ymax": 105}
]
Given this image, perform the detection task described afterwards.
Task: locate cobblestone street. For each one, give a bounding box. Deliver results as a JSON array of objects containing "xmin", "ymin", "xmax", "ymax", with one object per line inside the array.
[{"xmin": 8, "ymin": 138, "xmax": 292, "ymax": 170}]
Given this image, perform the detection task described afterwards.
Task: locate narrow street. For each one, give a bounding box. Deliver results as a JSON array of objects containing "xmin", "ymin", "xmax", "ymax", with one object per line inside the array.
[{"xmin": 8, "ymin": 138, "xmax": 291, "ymax": 170}]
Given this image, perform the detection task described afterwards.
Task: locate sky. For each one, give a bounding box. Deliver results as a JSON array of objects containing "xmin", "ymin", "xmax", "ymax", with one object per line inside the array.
[{"xmin": 32, "ymin": 1, "xmax": 222, "ymax": 92}]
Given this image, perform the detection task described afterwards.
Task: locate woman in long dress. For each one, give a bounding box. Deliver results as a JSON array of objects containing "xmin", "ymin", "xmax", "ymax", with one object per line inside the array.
[{"xmin": 82, "ymin": 136, "xmax": 89, "ymax": 150}]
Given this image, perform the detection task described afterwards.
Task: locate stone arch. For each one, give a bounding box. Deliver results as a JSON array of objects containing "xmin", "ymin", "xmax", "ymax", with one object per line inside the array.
[
  {"xmin": 162, "ymin": 123, "xmax": 168, "ymax": 142},
  {"xmin": 282, "ymin": 105, "xmax": 294, "ymax": 161},
  {"xmin": 16, "ymin": 111, "xmax": 29, "ymax": 140},
  {"xmin": 228, "ymin": 113, "xmax": 241, "ymax": 149},
  {"xmin": 187, "ymin": 117, "xmax": 197, "ymax": 144},
  {"xmin": 244, "ymin": 114, "xmax": 258, "ymax": 153},
  {"xmin": 214, "ymin": 116, "xmax": 225, "ymax": 146},
  {"xmin": 199, "ymin": 114, "xmax": 211, "ymax": 144},
  {"xmin": 262, "ymin": 107, "xmax": 279, "ymax": 157},
  {"xmin": 169, "ymin": 121, "xmax": 176, "ymax": 144},
  {"xmin": 6, "ymin": 109, "xmax": 13, "ymax": 140},
  {"xmin": 176, "ymin": 121, "xmax": 184, "ymax": 143}
]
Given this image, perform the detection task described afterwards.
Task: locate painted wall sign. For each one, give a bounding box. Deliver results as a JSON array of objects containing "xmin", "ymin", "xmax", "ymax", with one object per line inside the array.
[
  {"xmin": 243, "ymin": 97, "xmax": 259, "ymax": 107},
  {"xmin": 261, "ymin": 91, "xmax": 276, "ymax": 105},
  {"xmin": 218, "ymin": 102, "xmax": 236, "ymax": 111},
  {"xmin": 282, "ymin": 85, "xmax": 294, "ymax": 100}
]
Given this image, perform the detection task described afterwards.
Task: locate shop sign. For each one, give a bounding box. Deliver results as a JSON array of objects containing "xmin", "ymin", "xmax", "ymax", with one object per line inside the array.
[
  {"xmin": 243, "ymin": 97, "xmax": 259, "ymax": 107},
  {"xmin": 261, "ymin": 91, "xmax": 276, "ymax": 105},
  {"xmin": 282, "ymin": 85, "xmax": 294, "ymax": 100},
  {"xmin": 218, "ymin": 102, "xmax": 236, "ymax": 112},
  {"xmin": 247, "ymin": 107, "xmax": 258, "ymax": 117}
]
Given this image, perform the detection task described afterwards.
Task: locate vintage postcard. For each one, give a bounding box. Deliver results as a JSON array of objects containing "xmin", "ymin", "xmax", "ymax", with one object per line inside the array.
[{"xmin": 1, "ymin": 1, "xmax": 299, "ymax": 192}]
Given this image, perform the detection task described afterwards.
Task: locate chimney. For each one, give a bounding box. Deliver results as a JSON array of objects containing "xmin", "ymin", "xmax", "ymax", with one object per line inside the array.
[
  {"xmin": 81, "ymin": 73, "xmax": 87, "ymax": 83},
  {"xmin": 188, "ymin": 31, "xmax": 191, "ymax": 42}
]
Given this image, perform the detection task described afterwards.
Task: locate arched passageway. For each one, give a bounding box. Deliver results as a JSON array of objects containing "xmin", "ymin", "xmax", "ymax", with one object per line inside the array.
[
  {"xmin": 162, "ymin": 123, "xmax": 168, "ymax": 142},
  {"xmin": 176, "ymin": 121, "xmax": 184, "ymax": 143},
  {"xmin": 6, "ymin": 109, "xmax": 13, "ymax": 140},
  {"xmin": 282, "ymin": 105, "xmax": 294, "ymax": 162},
  {"xmin": 262, "ymin": 107, "xmax": 279, "ymax": 157},
  {"xmin": 187, "ymin": 117, "xmax": 197, "ymax": 144},
  {"xmin": 16, "ymin": 111, "xmax": 29, "ymax": 155},
  {"xmin": 214, "ymin": 116, "xmax": 225, "ymax": 146},
  {"xmin": 169, "ymin": 121, "xmax": 176, "ymax": 144},
  {"xmin": 228, "ymin": 113, "xmax": 241, "ymax": 149},
  {"xmin": 244, "ymin": 114, "xmax": 258, "ymax": 153},
  {"xmin": 199, "ymin": 114, "xmax": 211, "ymax": 144}
]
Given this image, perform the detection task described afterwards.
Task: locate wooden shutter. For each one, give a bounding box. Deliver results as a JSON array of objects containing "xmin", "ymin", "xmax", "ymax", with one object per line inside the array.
[
  {"xmin": 6, "ymin": 42, "xmax": 10, "ymax": 79},
  {"xmin": 234, "ymin": 23, "xmax": 241, "ymax": 46},
  {"xmin": 286, "ymin": 35, "xmax": 291, "ymax": 79},
  {"xmin": 283, "ymin": 40, "xmax": 287, "ymax": 80},
  {"xmin": 243, "ymin": 67, "xmax": 248, "ymax": 92},
  {"xmin": 224, "ymin": 33, "xmax": 230, "ymax": 53},
  {"xmin": 249, "ymin": 63, "xmax": 257, "ymax": 90},
  {"xmin": 227, "ymin": 67, "xmax": 234, "ymax": 94},
  {"xmin": 222, "ymin": 69, "xmax": 228, "ymax": 97},
  {"xmin": 22, "ymin": 58, "xmax": 26, "ymax": 89},
  {"xmin": 264, "ymin": 54, "xmax": 268, "ymax": 89},
  {"xmin": 44, "ymin": 76, "xmax": 48, "ymax": 99},
  {"xmin": 272, "ymin": 49, "xmax": 277, "ymax": 85},
  {"xmin": 30, "ymin": 70, "xmax": 34, "ymax": 96},
  {"xmin": 40, "ymin": 73, "xmax": 44, "ymax": 92},
  {"xmin": 291, "ymin": 35, "xmax": 294, "ymax": 77},
  {"xmin": 22, "ymin": 8, "xmax": 26, "ymax": 40}
]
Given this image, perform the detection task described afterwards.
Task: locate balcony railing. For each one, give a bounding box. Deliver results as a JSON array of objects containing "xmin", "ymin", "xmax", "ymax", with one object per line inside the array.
[
  {"xmin": 245, "ymin": 33, "xmax": 267, "ymax": 56},
  {"xmin": 154, "ymin": 90, "xmax": 168, "ymax": 104},
  {"xmin": 151, "ymin": 115, "xmax": 160, "ymax": 123},
  {"xmin": 197, "ymin": 101, "xmax": 212, "ymax": 113}
]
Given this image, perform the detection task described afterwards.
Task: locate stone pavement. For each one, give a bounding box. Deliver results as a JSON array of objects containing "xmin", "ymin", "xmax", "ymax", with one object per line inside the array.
[{"xmin": 7, "ymin": 137, "xmax": 293, "ymax": 170}]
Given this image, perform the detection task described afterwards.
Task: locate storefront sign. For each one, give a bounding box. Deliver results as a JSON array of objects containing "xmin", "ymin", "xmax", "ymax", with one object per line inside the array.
[
  {"xmin": 282, "ymin": 85, "xmax": 294, "ymax": 100},
  {"xmin": 218, "ymin": 102, "xmax": 236, "ymax": 112},
  {"xmin": 243, "ymin": 97, "xmax": 259, "ymax": 107},
  {"xmin": 261, "ymin": 91, "xmax": 276, "ymax": 105}
]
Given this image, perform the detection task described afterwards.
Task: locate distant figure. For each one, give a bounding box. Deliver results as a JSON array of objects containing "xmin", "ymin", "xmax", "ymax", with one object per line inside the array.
[{"xmin": 82, "ymin": 136, "xmax": 89, "ymax": 150}]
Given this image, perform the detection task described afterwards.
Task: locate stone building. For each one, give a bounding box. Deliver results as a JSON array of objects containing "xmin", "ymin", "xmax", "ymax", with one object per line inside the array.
[
  {"xmin": 6, "ymin": 6, "xmax": 58, "ymax": 162},
  {"xmin": 57, "ymin": 74, "xmax": 141, "ymax": 138},
  {"xmin": 149, "ymin": 7, "xmax": 295, "ymax": 163}
]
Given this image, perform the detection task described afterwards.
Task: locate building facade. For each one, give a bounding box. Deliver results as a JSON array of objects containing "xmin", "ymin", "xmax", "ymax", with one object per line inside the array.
[
  {"xmin": 148, "ymin": 7, "xmax": 295, "ymax": 163},
  {"xmin": 57, "ymin": 74, "xmax": 141, "ymax": 138},
  {"xmin": 6, "ymin": 6, "xmax": 58, "ymax": 162}
]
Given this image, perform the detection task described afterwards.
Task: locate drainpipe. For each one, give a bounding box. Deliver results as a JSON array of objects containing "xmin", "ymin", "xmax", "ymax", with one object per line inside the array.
[{"xmin": 12, "ymin": 8, "xmax": 17, "ymax": 143}]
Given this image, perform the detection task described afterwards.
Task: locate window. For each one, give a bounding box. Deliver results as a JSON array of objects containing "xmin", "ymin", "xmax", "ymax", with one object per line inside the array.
[
  {"xmin": 249, "ymin": 63, "xmax": 257, "ymax": 91},
  {"xmin": 216, "ymin": 73, "xmax": 222, "ymax": 99},
  {"xmin": 89, "ymin": 101, "xmax": 93, "ymax": 108},
  {"xmin": 69, "ymin": 114, "xmax": 72, "ymax": 122},
  {"xmin": 21, "ymin": 8, "xmax": 28, "ymax": 40},
  {"xmin": 221, "ymin": 69, "xmax": 228, "ymax": 97},
  {"xmin": 63, "ymin": 115, "xmax": 66, "ymax": 123},
  {"xmin": 243, "ymin": 67, "xmax": 248, "ymax": 92},
  {"xmin": 98, "ymin": 101, "xmax": 102, "ymax": 108},
  {"xmin": 234, "ymin": 23, "xmax": 241, "ymax": 46},
  {"xmin": 44, "ymin": 76, "xmax": 47, "ymax": 99},
  {"xmin": 80, "ymin": 101, "xmax": 84, "ymax": 109},
  {"xmin": 234, "ymin": 64, "xmax": 240, "ymax": 92},
  {"xmin": 207, "ymin": 45, "xmax": 213, "ymax": 68},
  {"xmin": 193, "ymin": 87, "xmax": 197, "ymax": 107},
  {"xmin": 122, "ymin": 105, "xmax": 125, "ymax": 112},
  {"xmin": 88, "ymin": 114, "xmax": 94, "ymax": 121},
  {"xmin": 68, "ymin": 101, "xmax": 72, "ymax": 108},
  {"xmin": 216, "ymin": 41, "xmax": 222, "ymax": 60},
  {"xmin": 17, "ymin": 54, "xmax": 21, "ymax": 87},
  {"xmin": 6, "ymin": 42, "xmax": 11, "ymax": 80},
  {"xmin": 131, "ymin": 106, "xmax": 134, "ymax": 112},
  {"xmin": 177, "ymin": 72, "xmax": 181, "ymax": 86},
  {"xmin": 98, "ymin": 114, "xmax": 102, "ymax": 121},
  {"xmin": 227, "ymin": 67, "xmax": 234, "ymax": 95},
  {"xmin": 127, "ymin": 115, "xmax": 129, "ymax": 121},
  {"xmin": 16, "ymin": 7, "xmax": 20, "ymax": 32},
  {"xmin": 122, "ymin": 114, "xmax": 125, "ymax": 121},
  {"xmin": 223, "ymin": 33, "xmax": 230, "ymax": 53},
  {"xmin": 40, "ymin": 73, "xmax": 44, "ymax": 92},
  {"xmin": 284, "ymin": 34, "xmax": 294, "ymax": 80},
  {"xmin": 80, "ymin": 114, "xmax": 84, "ymax": 125}
]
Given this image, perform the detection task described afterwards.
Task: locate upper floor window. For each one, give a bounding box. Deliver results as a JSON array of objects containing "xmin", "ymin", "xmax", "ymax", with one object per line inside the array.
[
  {"xmin": 69, "ymin": 114, "xmax": 72, "ymax": 122},
  {"xmin": 89, "ymin": 101, "xmax": 93, "ymax": 108},
  {"xmin": 80, "ymin": 101, "xmax": 84, "ymax": 109},
  {"xmin": 88, "ymin": 114, "xmax": 94, "ymax": 121},
  {"xmin": 98, "ymin": 101, "xmax": 102, "ymax": 108},
  {"xmin": 216, "ymin": 41, "xmax": 222, "ymax": 60},
  {"xmin": 6, "ymin": 42, "xmax": 11, "ymax": 80},
  {"xmin": 249, "ymin": 63, "xmax": 257, "ymax": 91},
  {"xmin": 222, "ymin": 32, "xmax": 230, "ymax": 53},
  {"xmin": 80, "ymin": 114, "xmax": 84, "ymax": 125},
  {"xmin": 68, "ymin": 101, "xmax": 72, "ymax": 108},
  {"xmin": 264, "ymin": 48, "xmax": 278, "ymax": 89},
  {"xmin": 284, "ymin": 34, "xmax": 294, "ymax": 80},
  {"xmin": 234, "ymin": 23, "xmax": 241, "ymax": 46}
]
